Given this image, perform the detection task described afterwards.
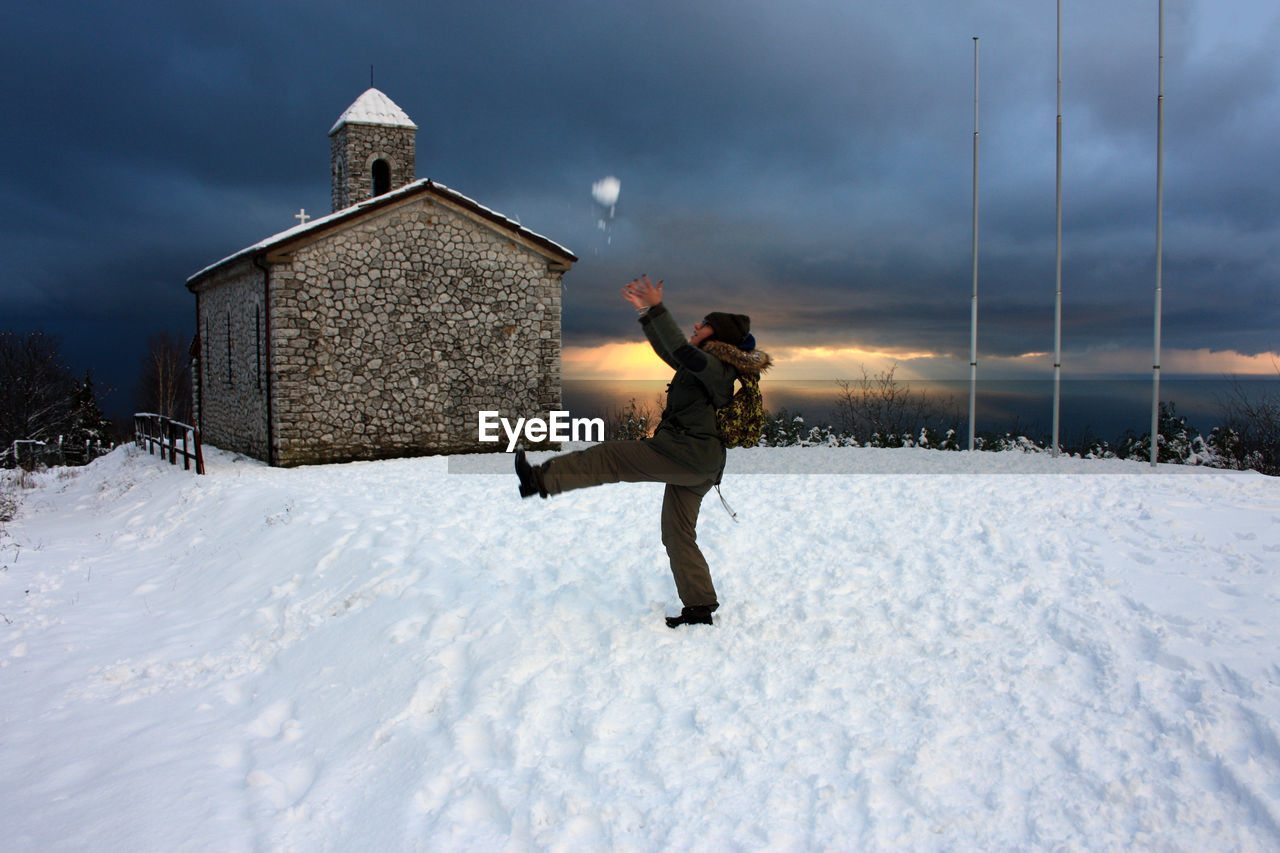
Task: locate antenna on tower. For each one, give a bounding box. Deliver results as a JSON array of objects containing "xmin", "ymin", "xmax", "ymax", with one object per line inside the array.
[{"xmin": 370, "ymin": 65, "xmax": 375, "ymax": 88}]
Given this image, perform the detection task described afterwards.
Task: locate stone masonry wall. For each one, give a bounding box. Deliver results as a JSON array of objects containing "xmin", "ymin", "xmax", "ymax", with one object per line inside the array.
[
  {"xmin": 268, "ymin": 195, "xmax": 563, "ymax": 466},
  {"xmin": 330, "ymin": 123, "xmax": 416, "ymax": 212},
  {"xmin": 192, "ymin": 262, "xmax": 270, "ymax": 460}
]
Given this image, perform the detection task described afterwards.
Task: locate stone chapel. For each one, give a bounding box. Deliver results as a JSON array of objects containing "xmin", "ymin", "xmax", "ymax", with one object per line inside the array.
[{"xmin": 187, "ymin": 88, "xmax": 576, "ymax": 466}]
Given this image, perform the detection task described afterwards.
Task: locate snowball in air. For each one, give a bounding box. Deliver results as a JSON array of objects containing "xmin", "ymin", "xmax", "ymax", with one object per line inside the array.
[{"xmin": 592, "ymin": 176, "xmax": 621, "ymax": 208}]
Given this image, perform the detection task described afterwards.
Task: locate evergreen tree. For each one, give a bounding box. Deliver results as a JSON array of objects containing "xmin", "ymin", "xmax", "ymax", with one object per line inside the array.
[
  {"xmin": 1116, "ymin": 402, "xmax": 1205, "ymax": 464},
  {"xmin": 64, "ymin": 371, "xmax": 114, "ymax": 464}
]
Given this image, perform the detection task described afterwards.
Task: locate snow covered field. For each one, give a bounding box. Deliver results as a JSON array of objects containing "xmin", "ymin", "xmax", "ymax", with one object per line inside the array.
[{"xmin": 2, "ymin": 444, "xmax": 1279, "ymax": 851}]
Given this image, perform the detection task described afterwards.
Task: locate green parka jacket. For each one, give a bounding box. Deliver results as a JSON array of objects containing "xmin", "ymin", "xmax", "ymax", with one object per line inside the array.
[{"xmin": 638, "ymin": 303, "xmax": 772, "ymax": 480}]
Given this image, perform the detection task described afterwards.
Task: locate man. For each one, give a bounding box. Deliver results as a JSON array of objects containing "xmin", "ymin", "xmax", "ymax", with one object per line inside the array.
[{"xmin": 515, "ymin": 275, "xmax": 771, "ymax": 628}]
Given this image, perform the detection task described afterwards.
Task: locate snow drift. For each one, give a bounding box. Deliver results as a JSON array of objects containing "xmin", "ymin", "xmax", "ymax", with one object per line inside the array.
[{"xmin": 2, "ymin": 445, "xmax": 1279, "ymax": 851}]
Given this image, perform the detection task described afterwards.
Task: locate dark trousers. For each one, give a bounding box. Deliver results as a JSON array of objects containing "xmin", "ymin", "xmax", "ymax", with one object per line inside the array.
[{"xmin": 538, "ymin": 441, "xmax": 718, "ymax": 609}]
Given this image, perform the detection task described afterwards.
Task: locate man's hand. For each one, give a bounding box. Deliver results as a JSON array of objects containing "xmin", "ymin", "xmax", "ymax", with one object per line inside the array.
[{"xmin": 621, "ymin": 275, "xmax": 663, "ymax": 310}]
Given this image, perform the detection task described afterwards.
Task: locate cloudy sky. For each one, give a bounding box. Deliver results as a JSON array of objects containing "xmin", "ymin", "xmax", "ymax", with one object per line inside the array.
[{"xmin": 3, "ymin": 0, "xmax": 1277, "ymax": 411}]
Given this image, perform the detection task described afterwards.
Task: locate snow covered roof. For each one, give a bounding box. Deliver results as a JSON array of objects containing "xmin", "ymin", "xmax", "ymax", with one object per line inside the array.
[
  {"xmin": 187, "ymin": 179, "xmax": 576, "ymax": 286},
  {"xmin": 328, "ymin": 88, "xmax": 418, "ymax": 135}
]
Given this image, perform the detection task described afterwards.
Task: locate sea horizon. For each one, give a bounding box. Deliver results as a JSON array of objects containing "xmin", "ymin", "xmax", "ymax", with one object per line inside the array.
[{"xmin": 562, "ymin": 376, "xmax": 1278, "ymax": 446}]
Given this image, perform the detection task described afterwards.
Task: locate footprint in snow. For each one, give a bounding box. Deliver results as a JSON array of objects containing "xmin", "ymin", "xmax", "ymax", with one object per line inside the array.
[{"xmin": 247, "ymin": 699, "xmax": 300, "ymax": 740}]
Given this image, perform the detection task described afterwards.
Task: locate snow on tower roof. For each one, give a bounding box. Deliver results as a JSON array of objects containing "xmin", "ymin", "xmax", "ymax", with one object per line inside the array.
[{"xmin": 328, "ymin": 88, "xmax": 418, "ymax": 135}]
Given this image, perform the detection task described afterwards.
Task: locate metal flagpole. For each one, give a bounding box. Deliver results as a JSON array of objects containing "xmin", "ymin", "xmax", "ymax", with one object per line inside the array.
[
  {"xmin": 1052, "ymin": 0, "xmax": 1064, "ymax": 456},
  {"xmin": 1151, "ymin": 0, "xmax": 1165, "ymax": 466},
  {"xmin": 969, "ymin": 36, "xmax": 980, "ymax": 452}
]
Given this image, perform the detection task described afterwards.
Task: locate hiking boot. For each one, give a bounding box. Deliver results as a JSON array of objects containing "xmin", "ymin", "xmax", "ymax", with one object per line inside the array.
[
  {"xmin": 514, "ymin": 447, "xmax": 546, "ymax": 499},
  {"xmin": 666, "ymin": 605, "xmax": 716, "ymax": 628}
]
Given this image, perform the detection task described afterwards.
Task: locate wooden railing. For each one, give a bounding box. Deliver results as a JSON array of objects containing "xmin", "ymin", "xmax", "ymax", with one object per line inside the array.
[
  {"xmin": 134, "ymin": 414, "xmax": 205, "ymax": 475},
  {"xmin": 3, "ymin": 440, "xmax": 45, "ymax": 469},
  {"xmin": 2, "ymin": 439, "xmax": 108, "ymax": 469}
]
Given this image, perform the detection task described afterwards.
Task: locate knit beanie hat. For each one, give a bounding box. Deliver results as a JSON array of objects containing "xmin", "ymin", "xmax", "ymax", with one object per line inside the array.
[{"xmin": 704, "ymin": 312, "xmax": 751, "ymax": 347}]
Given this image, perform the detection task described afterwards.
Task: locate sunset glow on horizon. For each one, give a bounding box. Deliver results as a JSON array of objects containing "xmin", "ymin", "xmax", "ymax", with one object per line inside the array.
[{"xmin": 561, "ymin": 342, "xmax": 1280, "ymax": 382}]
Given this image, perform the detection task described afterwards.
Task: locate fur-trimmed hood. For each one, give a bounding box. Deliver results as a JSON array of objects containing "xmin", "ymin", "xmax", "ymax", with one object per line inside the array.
[{"xmin": 702, "ymin": 339, "xmax": 773, "ymax": 377}]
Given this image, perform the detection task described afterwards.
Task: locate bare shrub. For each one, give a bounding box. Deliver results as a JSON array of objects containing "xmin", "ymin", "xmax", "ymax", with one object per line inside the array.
[
  {"xmin": 0, "ymin": 485, "xmax": 16, "ymax": 524},
  {"xmin": 0, "ymin": 330, "xmax": 75, "ymax": 452},
  {"xmin": 603, "ymin": 396, "xmax": 661, "ymax": 441},
  {"xmin": 1211, "ymin": 371, "xmax": 1280, "ymax": 475},
  {"xmin": 135, "ymin": 332, "xmax": 193, "ymax": 421},
  {"xmin": 832, "ymin": 365, "xmax": 960, "ymax": 447}
]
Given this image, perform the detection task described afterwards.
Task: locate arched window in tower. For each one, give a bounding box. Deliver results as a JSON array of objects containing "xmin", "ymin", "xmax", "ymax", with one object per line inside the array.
[{"xmin": 372, "ymin": 159, "xmax": 391, "ymax": 197}]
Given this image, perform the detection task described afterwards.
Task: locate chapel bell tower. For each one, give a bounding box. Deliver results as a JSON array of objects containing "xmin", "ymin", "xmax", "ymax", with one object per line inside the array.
[{"xmin": 329, "ymin": 88, "xmax": 418, "ymax": 212}]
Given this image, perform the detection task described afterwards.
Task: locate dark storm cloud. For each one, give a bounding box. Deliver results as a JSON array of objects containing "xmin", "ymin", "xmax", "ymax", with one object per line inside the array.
[{"xmin": 2, "ymin": 0, "xmax": 1277, "ymax": 413}]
